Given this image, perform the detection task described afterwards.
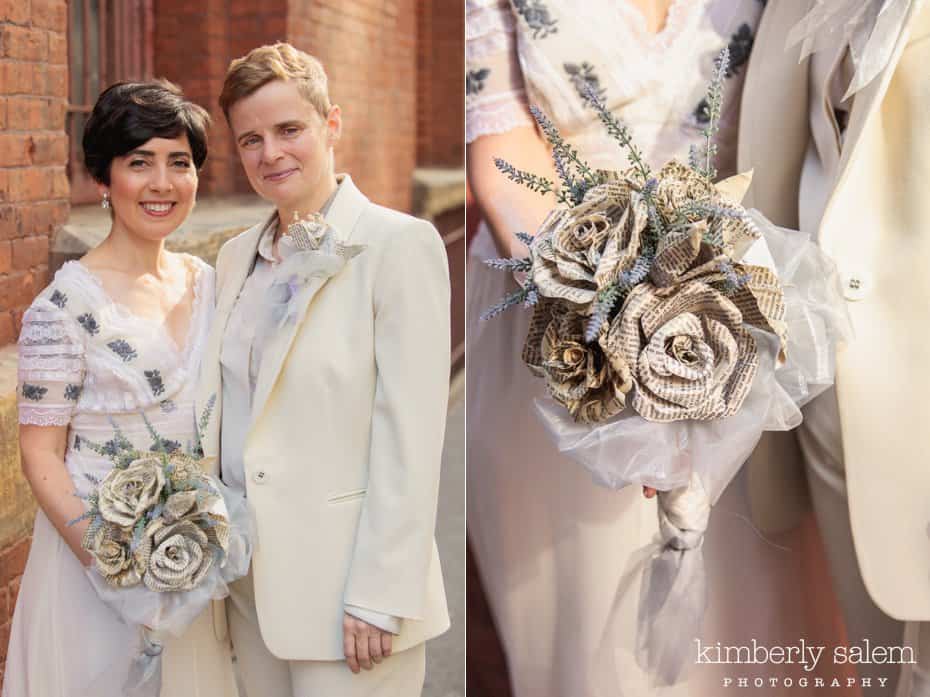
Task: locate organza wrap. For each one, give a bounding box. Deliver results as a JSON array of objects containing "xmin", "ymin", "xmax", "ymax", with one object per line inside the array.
[
  {"xmin": 534, "ymin": 213, "xmax": 851, "ymax": 685},
  {"xmin": 786, "ymin": 0, "xmax": 915, "ymax": 100},
  {"xmin": 535, "ymin": 212, "xmax": 850, "ymax": 502},
  {"xmin": 80, "ymin": 480, "xmax": 253, "ymax": 697}
]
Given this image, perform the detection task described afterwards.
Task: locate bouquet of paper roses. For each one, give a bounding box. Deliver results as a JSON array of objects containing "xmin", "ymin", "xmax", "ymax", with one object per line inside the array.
[
  {"xmin": 481, "ymin": 49, "xmax": 850, "ymax": 685},
  {"xmin": 70, "ymin": 396, "xmax": 252, "ymax": 697}
]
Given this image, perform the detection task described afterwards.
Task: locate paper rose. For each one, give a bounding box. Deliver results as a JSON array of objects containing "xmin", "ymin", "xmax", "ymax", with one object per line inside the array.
[
  {"xmin": 606, "ymin": 279, "xmax": 758, "ymax": 421},
  {"xmin": 140, "ymin": 519, "xmax": 215, "ymax": 593},
  {"xmin": 97, "ymin": 457, "xmax": 166, "ymax": 528},
  {"xmin": 524, "ymin": 301, "xmax": 633, "ymax": 423},
  {"xmin": 531, "ymin": 180, "xmax": 647, "ymax": 311}
]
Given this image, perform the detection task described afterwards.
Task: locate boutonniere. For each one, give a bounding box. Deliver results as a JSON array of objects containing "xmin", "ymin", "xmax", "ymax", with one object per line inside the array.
[{"xmin": 265, "ymin": 213, "xmax": 366, "ymax": 329}]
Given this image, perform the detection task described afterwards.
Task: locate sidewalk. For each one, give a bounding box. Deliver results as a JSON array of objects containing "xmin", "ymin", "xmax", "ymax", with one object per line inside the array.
[{"xmin": 424, "ymin": 369, "xmax": 466, "ymax": 697}]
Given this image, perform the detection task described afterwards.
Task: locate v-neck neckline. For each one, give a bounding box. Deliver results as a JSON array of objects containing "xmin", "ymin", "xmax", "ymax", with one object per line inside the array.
[{"xmin": 68, "ymin": 256, "xmax": 206, "ymax": 363}]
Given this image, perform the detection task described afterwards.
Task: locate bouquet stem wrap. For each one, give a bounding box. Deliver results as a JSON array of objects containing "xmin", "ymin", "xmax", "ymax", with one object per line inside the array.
[
  {"xmin": 123, "ymin": 628, "xmax": 164, "ymax": 697},
  {"xmin": 637, "ymin": 473, "xmax": 710, "ymax": 686}
]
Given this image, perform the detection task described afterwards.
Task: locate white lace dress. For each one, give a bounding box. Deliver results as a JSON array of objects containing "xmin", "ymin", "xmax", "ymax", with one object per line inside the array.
[
  {"xmin": 2, "ymin": 258, "xmax": 238, "ymax": 697},
  {"xmin": 466, "ymin": 1, "xmax": 848, "ymax": 695}
]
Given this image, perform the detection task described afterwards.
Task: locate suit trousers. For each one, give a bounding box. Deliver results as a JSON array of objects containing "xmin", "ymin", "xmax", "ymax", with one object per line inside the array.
[
  {"xmin": 798, "ymin": 387, "xmax": 918, "ymax": 697},
  {"xmin": 227, "ymin": 569, "xmax": 426, "ymax": 697}
]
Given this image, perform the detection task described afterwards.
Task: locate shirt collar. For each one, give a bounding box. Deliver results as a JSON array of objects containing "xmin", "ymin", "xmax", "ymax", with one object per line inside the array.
[{"xmin": 256, "ymin": 181, "xmax": 343, "ymax": 263}]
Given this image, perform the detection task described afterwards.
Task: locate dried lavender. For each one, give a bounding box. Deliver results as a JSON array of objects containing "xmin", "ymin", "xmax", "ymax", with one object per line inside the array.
[
  {"xmin": 692, "ymin": 47, "xmax": 730, "ymax": 180},
  {"xmin": 581, "ymin": 84, "xmax": 651, "ymax": 182}
]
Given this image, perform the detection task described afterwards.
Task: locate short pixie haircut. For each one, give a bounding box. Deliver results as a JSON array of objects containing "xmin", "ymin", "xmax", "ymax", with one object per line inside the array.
[
  {"xmin": 219, "ymin": 42, "xmax": 332, "ymax": 122},
  {"xmin": 83, "ymin": 80, "xmax": 210, "ymax": 185}
]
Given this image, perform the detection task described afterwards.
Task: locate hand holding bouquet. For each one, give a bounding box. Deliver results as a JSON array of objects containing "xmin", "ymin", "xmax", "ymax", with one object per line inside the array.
[{"xmin": 70, "ymin": 396, "xmax": 252, "ymax": 697}]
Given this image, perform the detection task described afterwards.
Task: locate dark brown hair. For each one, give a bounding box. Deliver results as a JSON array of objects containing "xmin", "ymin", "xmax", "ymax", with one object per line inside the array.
[{"xmin": 83, "ymin": 79, "xmax": 211, "ymax": 184}]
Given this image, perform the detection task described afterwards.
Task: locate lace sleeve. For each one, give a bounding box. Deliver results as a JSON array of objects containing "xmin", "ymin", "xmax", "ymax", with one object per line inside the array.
[
  {"xmin": 17, "ymin": 298, "xmax": 86, "ymax": 426},
  {"xmin": 466, "ymin": 0, "xmax": 534, "ymax": 143}
]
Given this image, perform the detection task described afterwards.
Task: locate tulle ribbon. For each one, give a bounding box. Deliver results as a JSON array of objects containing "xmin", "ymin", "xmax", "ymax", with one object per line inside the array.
[{"xmin": 786, "ymin": 0, "xmax": 916, "ymax": 100}]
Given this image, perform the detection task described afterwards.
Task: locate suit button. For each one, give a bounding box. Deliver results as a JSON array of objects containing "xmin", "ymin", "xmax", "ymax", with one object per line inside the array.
[
  {"xmin": 840, "ymin": 271, "xmax": 871, "ymax": 301},
  {"xmin": 253, "ymin": 470, "xmax": 267, "ymax": 484}
]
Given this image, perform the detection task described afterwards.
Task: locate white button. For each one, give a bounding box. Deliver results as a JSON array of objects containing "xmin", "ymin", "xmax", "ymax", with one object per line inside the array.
[
  {"xmin": 253, "ymin": 470, "xmax": 267, "ymax": 484},
  {"xmin": 840, "ymin": 271, "xmax": 871, "ymax": 301}
]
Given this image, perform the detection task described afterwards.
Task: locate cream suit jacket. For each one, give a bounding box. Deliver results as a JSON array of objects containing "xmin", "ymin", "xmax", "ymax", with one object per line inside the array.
[
  {"xmin": 196, "ymin": 175, "xmax": 451, "ymax": 659},
  {"xmin": 739, "ymin": 0, "xmax": 930, "ymax": 620}
]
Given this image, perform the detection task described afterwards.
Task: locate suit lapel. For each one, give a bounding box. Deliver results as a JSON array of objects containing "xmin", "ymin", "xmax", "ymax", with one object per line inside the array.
[
  {"xmin": 248, "ymin": 174, "xmax": 368, "ymax": 429},
  {"xmin": 195, "ymin": 217, "xmax": 270, "ymax": 461},
  {"xmin": 818, "ymin": 2, "xmax": 923, "ymax": 247}
]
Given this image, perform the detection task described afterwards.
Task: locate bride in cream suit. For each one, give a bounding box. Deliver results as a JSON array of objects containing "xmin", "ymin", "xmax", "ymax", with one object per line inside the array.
[
  {"xmin": 195, "ymin": 43, "xmax": 451, "ymax": 697},
  {"xmin": 740, "ymin": 1, "xmax": 930, "ymax": 694}
]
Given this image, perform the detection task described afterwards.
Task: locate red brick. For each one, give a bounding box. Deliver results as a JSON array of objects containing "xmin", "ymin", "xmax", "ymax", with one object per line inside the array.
[
  {"xmin": 12, "ymin": 205, "xmax": 30, "ymax": 236},
  {"xmin": 43, "ymin": 64, "xmax": 66, "ymax": 98},
  {"xmin": 48, "ymin": 199, "xmax": 68, "ymax": 226},
  {"xmin": 50, "ymin": 168, "xmax": 67, "ymax": 197},
  {"xmin": 0, "ymin": 0, "xmax": 30, "ymax": 24},
  {"xmin": 0, "ymin": 241, "xmax": 10, "ymax": 273},
  {"xmin": 0, "ymin": 310, "xmax": 13, "ymax": 345},
  {"xmin": 0, "ymin": 621, "xmax": 9, "ymax": 664},
  {"xmin": 47, "ymin": 31, "xmax": 65, "ymax": 65},
  {"xmin": 0, "ymin": 25, "xmax": 48, "ymax": 62},
  {"xmin": 0, "ymin": 97, "xmax": 6, "ymax": 129},
  {"xmin": 31, "ymin": 0, "xmax": 66, "ymax": 31},
  {"xmin": 0, "ymin": 270, "xmax": 35, "ymax": 311},
  {"xmin": 45, "ymin": 98, "xmax": 65, "ymax": 129},
  {"xmin": 12, "ymin": 235, "xmax": 47, "ymax": 269},
  {"xmin": 0, "ymin": 539, "xmax": 30, "ymax": 588},
  {"xmin": 0, "ymin": 60, "xmax": 33, "ymax": 96},
  {"xmin": 26, "ymin": 203, "xmax": 51, "ymax": 235},
  {"xmin": 29, "ymin": 133, "xmax": 65, "ymax": 166},
  {"xmin": 0, "ymin": 206, "xmax": 14, "ymax": 238},
  {"xmin": 0, "ymin": 134, "xmax": 31, "ymax": 166},
  {"xmin": 8, "ymin": 577, "xmax": 20, "ymax": 616},
  {"xmin": 33, "ymin": 263, "xmax": 47, "ymax": 291},
  {"xmin": 7, "ymin": 168, "xmax": 49, "ymax": 202},
  {"xmin": 6, "ymin": 97, "xmax": 44, "ymax": 131}
]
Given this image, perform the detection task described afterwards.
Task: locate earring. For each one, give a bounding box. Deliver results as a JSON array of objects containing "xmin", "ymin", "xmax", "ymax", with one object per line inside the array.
[{"xmin": 101, "ymin": 192, "xmax": 110, "ymax": 209}]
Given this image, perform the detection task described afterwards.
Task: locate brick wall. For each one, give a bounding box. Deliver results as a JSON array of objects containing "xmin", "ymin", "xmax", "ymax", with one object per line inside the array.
[
  {"xmin": 154, "ymin": 0, "xmax": 419, "ymax": 211},
  {"xmin": 417, "ymin": 0, "xmax": 464, "ymax": 167},
  {"xmin": 0, "ymin": 2, "xmax": 67, "ymax": 684},
  {"xmin": 0, "ymin": 0, "xmax": 69, "ymax": 345},
  {"xmin": 0, "ymin": 537, "xmax": 29, "ymax": 680},
  {"xmin": 288, "ymin": 0, "xmax": 418, "ymax": 211},
  {"xmin": 153, "ymin": 0, "xmax": 289, "ymax": 197}
]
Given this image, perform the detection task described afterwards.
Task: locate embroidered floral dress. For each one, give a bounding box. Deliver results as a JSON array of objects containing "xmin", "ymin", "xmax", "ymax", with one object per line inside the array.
[
  {"xmin": 466, "ymin": 1, "xmax": 846, "ymax": 695},
  {"xmin": 2, "ymin": 257, "xmax": 238, "ymax": 697}
]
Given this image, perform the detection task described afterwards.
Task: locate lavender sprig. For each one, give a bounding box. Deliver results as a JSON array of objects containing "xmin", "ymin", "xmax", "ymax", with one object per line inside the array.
[
  {"xmin": 693, "ymin": 47, "xmax": 730, "ymax": 180},
  {"xmin": 484, "ymin": 257, "xmax": 533, "ymax": 272},
  {"xmin": 581, "ymin": 85, "xmax": 651, "ymax": 182},
  {"xmin": 480, "ymin": 282, "xmax": 540, "ymax": 321},
  {"xmin": 530, "ymin": 106, "xmax": 598, "ymax": 183},
  {"xmin": 583, "ymin": 256, "xmax": 653, "ymax": 341},
  {"xmin": 494, "ymin": 157, "xmax": 556, "ymax": 196}
]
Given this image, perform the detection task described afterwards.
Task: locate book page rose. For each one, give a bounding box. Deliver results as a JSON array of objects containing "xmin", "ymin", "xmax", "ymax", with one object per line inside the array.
[
  {"xmin": 84, "ymin": 523, "xmax": 144, "ymax": 588},
  {"xmin": 524, "ymin": 302, "xmax": 633, "ymax": 423},
  {"xmin": 140, "ymin": 519, "xmax": 215, "ymax": 592},
  {"xmin": 97, "ymin": 457, "xmax": 166, "ymax": 528},
  {"xmin": 605, "ymin": 280, "xmax": 759, "ymax": 422},
  {"xmin": 531, "ymin": 182, "xmax": 647, "ymax": 310}
]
